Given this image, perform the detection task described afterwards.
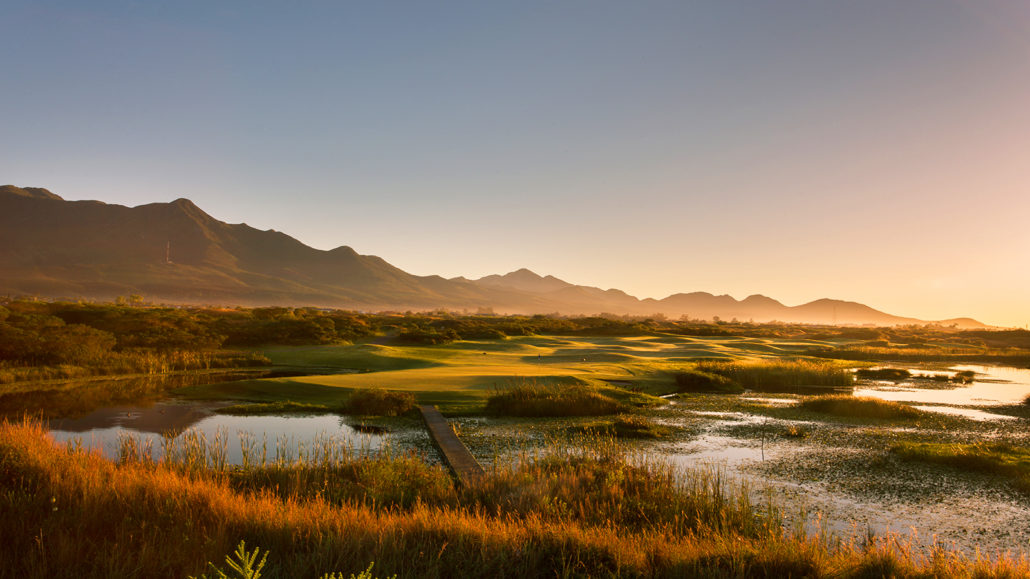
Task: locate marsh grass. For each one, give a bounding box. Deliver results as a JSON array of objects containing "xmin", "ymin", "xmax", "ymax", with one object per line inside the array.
[
  {"xmin": 217, "ymin": 401, "xmax": 332, "ymax": 415},
  {"xmin": 697, "ymin": 359, "xmax": 854, "ymax": 392},
  {"xmin": 485, "ymin": 380, "xmax": 627, "ymax": 417},
  {"xmin": 572, "ymin": 415, "xmax": 672, "ymax": 439},
  {"xmin": 892, "ymin": 441, "xmax": 1030, "ymax": 493},
  {"xmin": 2, "ymin": 419, "xmax": 1029, "ymax": 577},
  {"xmin": 343, "ymin": 388, "xmax": 416, "ymax": 417},
  {"xmin": 800, "ymin": 395, "xmax": 923, "ymax": 420},
  {"xmin": 674, "ymin": 369, "xmax": 743, "ymax": 393}
]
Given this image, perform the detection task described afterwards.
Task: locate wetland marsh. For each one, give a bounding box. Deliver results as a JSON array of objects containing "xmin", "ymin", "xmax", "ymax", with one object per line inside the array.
[{"xmin": 4, "ymin": 304, "xmax": 1030, "ymax": 577}]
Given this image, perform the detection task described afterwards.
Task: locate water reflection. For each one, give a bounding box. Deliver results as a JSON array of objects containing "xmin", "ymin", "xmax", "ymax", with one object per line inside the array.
[
  {"xmin": 48, "ymin": 399, "xmax": 389, "ymax": 464},
  {"xmin": 854, "ymin": 365, "xmax": 1030, "ymax": 407},
  {"xmin": 0, "ymin": 370, "xmax": 297, "ymax": 420}
]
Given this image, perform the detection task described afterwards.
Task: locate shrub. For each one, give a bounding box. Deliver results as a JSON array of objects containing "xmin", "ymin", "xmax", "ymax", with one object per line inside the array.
[
  {"xmin": 854, "ymin": 368, "xmax": 911, "ymax": 381},
  {"xmin": 343, "ymin": 388, "xmax": 416, "ymax": 416}
]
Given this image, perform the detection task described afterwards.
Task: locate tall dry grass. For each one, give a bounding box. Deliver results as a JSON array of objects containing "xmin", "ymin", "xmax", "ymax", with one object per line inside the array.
[
  {"xmin": 1, "ymin": 419, "xmax": 1027, "ymax": 578},
  {"xmin": 800, "ymin": 395, "xmax": 924, "ymax": 420},
  {"xmin": 697, "ymin": 359, "xmax": 854, "ymax": 392},
  {"xmin": 485, "ymin": 381, "xmax": 627, "ymax": 417}
]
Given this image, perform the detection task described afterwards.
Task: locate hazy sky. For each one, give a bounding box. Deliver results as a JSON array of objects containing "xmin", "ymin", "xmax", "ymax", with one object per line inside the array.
[{"xmin": 3, "ymin": 1, "xmax": 1029, "ymax": 327}]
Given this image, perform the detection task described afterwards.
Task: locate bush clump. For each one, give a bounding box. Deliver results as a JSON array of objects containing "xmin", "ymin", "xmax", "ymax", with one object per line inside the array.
[
  {"xmin": 674, "ymin": 369, "xmax": 743, "ymax": 393},
  {"xmin": 486, "ymin": 381, "xmax": 627, "ymax": 417},
  {"xmin": 800, "ymin": 395, "xmax": 923, "ymax": 419},
  {"xmin": 344, "ymin": 388, "xmax": 416, "ymax": 416},
  {"xmin": 855, "ymin": 368, "xmax": 911, "ymax": 381}
]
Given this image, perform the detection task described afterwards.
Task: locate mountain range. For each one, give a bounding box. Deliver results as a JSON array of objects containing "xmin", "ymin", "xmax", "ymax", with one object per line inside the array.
[{"xmin": 0, "ymin": 185, "xmax": 986, "ymax": 328}]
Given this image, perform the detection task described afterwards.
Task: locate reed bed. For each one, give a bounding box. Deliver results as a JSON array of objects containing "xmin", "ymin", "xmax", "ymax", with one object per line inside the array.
[
  {"xmin": 486, "ymin": 381, "xmax": 627, "ymax": 417},
  {"xmin": 696, "ymin": 359, "xmax": 854, "ymax": 392},
  {"xmin": 1, "ymin": 419, "xmax": 1028, "ymax": 578},
  {"xmin": 800, "ymin": 395, "xmax": 924, "ymax": 419}
]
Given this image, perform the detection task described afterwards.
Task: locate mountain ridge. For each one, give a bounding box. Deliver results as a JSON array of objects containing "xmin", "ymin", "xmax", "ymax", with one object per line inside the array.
[{"xmin": 0, "ymin": 185, "xmax": 989, "ymax": 328}]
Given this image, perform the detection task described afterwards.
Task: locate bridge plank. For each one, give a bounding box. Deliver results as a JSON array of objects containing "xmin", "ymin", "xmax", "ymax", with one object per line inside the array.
[{"xmin": 419, "ymin": 405, "xmax": 484, "ymax": 486}]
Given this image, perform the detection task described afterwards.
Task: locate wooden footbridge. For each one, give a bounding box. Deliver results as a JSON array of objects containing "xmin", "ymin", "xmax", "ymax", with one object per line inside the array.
[{"xmin": 418, "ymin": 405, "xmax": 484, "ymax": 486}]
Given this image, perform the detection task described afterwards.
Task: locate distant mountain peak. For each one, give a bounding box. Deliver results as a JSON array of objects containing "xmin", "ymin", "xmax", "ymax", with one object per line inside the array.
[
  {"xmin": 0, "ymin": 185, "xmax": 63, "ymax": 201},
  {"xmin": 507, "ymin": 267, "xmax": 542, "ymax": 278},
  {"xmin": 0, "ymin": 186, "xmax": 990, "ymax": 328},
  {"xmin": 742, "ymin": 294, "xmax": 783, "ymax": 307},
  {"xmin": 474, "ymin": 268, "xmax": 574, "ymax": 294}
]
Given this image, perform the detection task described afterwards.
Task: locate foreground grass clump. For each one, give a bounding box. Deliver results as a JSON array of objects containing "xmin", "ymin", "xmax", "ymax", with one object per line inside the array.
[
  {"xmin": 892, "ymin": 441, "xmax": 1030, "ymax": 493},
  {"xmin": 217, "ymin": 401, "xmax": 331, "ymax": 415},
  {"xmin": 674, "ymin": 369, "xmax": 743, "ymax": 393},
  {"xmin": 2, "ymin": 420, "xmax": 1029, "ymax": 578},
  {"xmin": 697, "ymin": 359, "xmax": 854, "ymax": 392},
  {"xmin": 800, "ymin": 395, "xmax": 923, "ymax": 420},
  {"xmin": 485, "ymin": 381, "xmax": 627, "ymax": 416},
  {"xmin": 343, "ymin": 388, "xmax": 416, "ymax": 416}
]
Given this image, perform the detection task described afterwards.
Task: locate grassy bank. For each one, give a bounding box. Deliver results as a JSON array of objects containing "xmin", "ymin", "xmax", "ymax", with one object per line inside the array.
[{"xmin": 3, "ymin": 420, "xmax": 1028, "ymax": 578}]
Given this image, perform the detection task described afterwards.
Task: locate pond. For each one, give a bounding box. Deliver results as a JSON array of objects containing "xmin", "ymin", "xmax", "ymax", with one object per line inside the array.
[
  {"xmin": 854, "ymin": 364, "xmax": 1030, "ymax": 407},
  {"xmin": 647, "ymin": 365, "xmax": 1030, "ymax": 557},
  {"xmin": 0, "ymin": 370, "xmax": 304, "ymax": 420},
  {"xmin": 46, "ymin": 399, "xmax": 397, "ymax": 465}
]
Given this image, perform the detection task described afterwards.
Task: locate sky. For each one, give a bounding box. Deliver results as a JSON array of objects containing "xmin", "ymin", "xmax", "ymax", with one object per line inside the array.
[{"xmin": 2, "ymin": 1, "xmax": 1029, "ymax": 327}]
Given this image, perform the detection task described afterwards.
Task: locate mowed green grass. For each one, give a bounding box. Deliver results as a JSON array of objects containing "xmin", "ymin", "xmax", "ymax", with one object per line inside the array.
[{"xmin": 178, "ymin": 334, "xmax": 847, "ymax": 413}]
